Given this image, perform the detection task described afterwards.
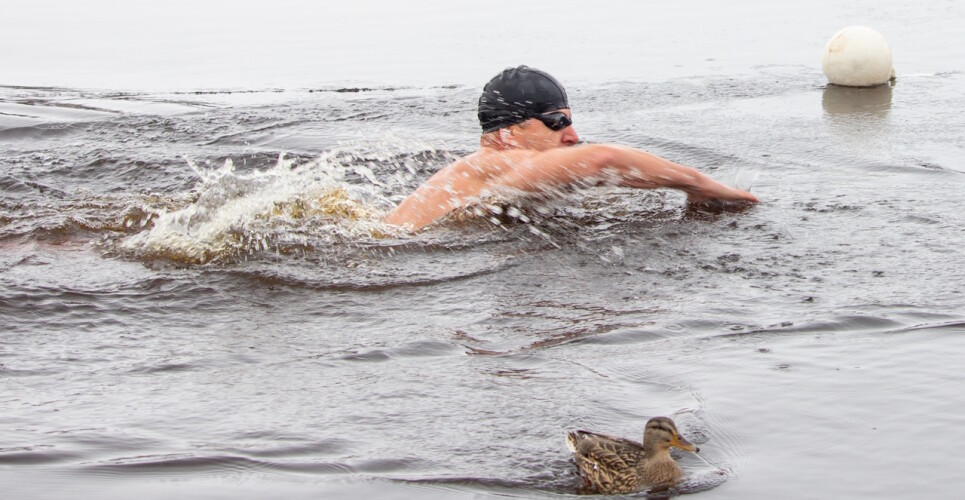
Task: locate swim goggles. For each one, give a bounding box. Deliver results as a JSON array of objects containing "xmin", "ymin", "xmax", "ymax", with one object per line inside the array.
[{"xmin": 534, "ymin": 111, "xmax": 572, "ymax": 131}]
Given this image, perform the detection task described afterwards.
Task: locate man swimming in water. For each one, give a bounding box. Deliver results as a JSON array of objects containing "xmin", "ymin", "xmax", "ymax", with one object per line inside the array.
[{"xmin": 385, "ymin": 65, "xmax": 758, "ymax": 231}]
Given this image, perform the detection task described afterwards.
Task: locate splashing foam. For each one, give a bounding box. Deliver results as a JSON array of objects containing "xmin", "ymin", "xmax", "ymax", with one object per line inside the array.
[{"xmin": 120, "ymin": 153, "xmax": 397, "ymax": 264}]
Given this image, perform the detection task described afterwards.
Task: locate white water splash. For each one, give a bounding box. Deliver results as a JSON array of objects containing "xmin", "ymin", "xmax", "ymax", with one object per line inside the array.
[
  {"xmin": 732, "ymin": 169, "xmax": 760, "ymax": 192},
  {"xmin": 120, "ymin": 152, "xmax": 396, "ymax": 264}
]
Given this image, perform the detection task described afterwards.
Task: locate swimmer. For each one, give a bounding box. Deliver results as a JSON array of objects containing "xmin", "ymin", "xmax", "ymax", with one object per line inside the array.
[{"xmin": 385, "ymin": 65, "xmax": 759, "ymax": 231}]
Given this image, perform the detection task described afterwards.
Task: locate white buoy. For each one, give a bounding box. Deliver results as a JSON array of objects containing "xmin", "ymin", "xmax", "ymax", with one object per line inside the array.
[{"xmin": 822, "ymin": 26, "xmax": 895, "ymax": 87}]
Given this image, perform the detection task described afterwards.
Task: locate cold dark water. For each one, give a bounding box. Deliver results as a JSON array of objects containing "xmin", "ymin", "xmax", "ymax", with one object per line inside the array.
[{"xmin": 3, "ymin": 2, "xmax": 965, "ymax": 499}]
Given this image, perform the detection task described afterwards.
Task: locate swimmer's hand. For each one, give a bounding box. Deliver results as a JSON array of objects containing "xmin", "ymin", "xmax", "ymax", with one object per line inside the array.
[
  {"xmin": 686, "ymin": 185, "xmax": 758, "ymax": 204},
  {"xmin": 686, "ymin": 186, "xmax": 759, "ymax": 212}
]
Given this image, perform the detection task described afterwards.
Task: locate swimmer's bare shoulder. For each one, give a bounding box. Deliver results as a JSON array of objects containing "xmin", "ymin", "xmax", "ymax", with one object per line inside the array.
[{"xmin": 384, "ymin": 148, "xmax": 522, "ymax": 231}]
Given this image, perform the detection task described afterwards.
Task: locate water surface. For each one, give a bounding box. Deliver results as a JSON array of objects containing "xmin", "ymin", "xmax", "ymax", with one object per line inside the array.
[{"xmin": 2, "ymin": 1, "xmax": 965, "ymax": 499}]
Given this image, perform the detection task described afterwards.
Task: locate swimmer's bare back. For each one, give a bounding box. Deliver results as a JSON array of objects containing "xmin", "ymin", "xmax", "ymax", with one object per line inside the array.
[{"xmin": 384, "ymin": 143, "xmax": 758, "ymax": 231}]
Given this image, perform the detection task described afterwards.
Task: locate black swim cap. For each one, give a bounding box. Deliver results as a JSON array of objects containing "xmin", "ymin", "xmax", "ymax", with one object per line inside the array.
[{"xmin": 477, "ymin": 65, "xmax": 570, "ymax": 133}]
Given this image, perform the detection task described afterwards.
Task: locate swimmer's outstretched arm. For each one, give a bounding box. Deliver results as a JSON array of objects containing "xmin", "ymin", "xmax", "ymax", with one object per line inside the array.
[
  {"xmin": 385, "ymin": 144, "xmax": 758, "ymax": 231},
  {"xmin": 496, "ymin": 144, "xmax": 759, "ymax": 204}
]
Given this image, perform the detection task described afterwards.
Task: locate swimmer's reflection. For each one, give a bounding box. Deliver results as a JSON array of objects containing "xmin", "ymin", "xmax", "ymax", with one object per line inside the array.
[{"xmin": 822, "ymin": 83, "xmax": 893, "ymax": 116}]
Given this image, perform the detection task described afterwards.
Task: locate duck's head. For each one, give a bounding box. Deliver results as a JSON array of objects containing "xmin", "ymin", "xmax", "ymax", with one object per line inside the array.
[{"xmin": 644, "ymin": 417, "xmax": 699, "ymax": 453}]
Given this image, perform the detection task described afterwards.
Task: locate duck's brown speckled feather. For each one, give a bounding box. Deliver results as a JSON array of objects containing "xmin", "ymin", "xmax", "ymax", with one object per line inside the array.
[
  {"xmin": 569, "ymin": 430, "xmax": 645, "ymax": 467},
  {"xmin": 567, "ymin": 419, "xmax": 693, "ymax": 495},
  {"xmin": 567, "ymin": 430, "xmax": 646, "ymax": 494}
]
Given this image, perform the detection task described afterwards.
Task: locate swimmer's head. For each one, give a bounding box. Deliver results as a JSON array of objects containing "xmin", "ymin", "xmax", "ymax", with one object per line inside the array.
[{"xmin": 478, "ymin": 65, "xmax": 570, "ymax": 133}]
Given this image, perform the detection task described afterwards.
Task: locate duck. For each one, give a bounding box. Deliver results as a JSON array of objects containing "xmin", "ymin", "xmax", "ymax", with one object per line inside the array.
[{"xmin": 566, "ymin": 416, "xmax": 699, "ymax": 494}]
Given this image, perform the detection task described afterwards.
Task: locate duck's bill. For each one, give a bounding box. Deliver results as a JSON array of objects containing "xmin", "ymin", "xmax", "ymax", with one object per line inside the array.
[{"xmin": 671, "ymin": 435, "xmax": 699, "ymax": 453}]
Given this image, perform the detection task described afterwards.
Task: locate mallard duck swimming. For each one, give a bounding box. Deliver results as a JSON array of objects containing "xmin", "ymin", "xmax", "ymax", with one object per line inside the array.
[{"xmin": 566, "ymin": 416, "xmax": 699, "ymax": 494}]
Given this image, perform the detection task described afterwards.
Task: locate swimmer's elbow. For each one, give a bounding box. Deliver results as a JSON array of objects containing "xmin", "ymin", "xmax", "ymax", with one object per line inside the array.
[
  {"xmin": 384, "ymin": 213, "xmax": 426, "ymax": 232},
  {"xmin": 383, "ymin": 211, "xmax": 405, "ymax": 227}
]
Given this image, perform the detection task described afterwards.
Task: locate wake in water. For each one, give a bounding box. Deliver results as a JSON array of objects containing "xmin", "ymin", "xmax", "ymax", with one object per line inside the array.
[{"xmin": 113, "ymin": 151, "xmax": 401, "ymax": 265}]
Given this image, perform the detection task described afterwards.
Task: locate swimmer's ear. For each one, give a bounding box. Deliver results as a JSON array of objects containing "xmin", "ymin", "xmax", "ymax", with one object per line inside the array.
[
  {"xmin": 496, "ymin": 127, "xmax": 512, "ymax": 145},
  {"xmin": 498, "ymin": 127, "xmax": 517, "ymax": 146}
]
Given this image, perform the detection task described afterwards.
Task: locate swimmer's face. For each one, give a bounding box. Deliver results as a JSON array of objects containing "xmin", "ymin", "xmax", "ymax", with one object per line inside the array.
[{"xmin": 515, "ymin": 109, "xmax": 579, "ymax": 151}]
